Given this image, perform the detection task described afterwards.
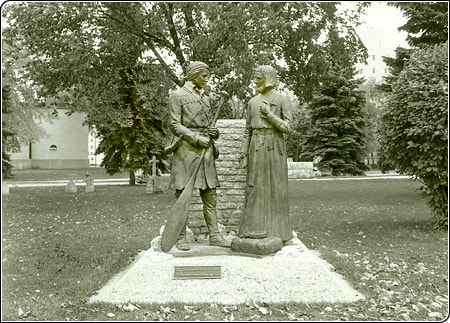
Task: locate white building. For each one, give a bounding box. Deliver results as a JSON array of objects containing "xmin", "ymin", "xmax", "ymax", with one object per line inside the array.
[
  {"xmin": 353, "ymin": 2, "xmax": 409, "ymax": 84},
  {"xmin": 10, "ymin": 109, "xmax": 90, "ymax": 169},
  {"xmin": 355, "ymin": 27, "xmax": 396, "ymax": 83}
]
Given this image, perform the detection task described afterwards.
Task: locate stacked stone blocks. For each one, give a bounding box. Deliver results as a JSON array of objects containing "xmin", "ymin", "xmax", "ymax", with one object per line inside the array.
[{"xmin": 188, "ymin": 119, "xmax": 246, "ymax": 236}]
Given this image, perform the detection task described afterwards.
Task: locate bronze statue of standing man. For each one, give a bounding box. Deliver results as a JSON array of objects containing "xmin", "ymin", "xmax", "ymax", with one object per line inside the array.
[
  {"xmin": 238, "ymin": 65, "xmax": 294, "ymax": 243},
  {"xmin": 167, "ymin": 61, "xmax": 230, "ymax": 251}
]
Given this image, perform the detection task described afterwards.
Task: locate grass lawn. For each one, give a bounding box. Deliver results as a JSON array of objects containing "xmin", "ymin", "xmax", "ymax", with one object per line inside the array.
[{"xmin": 1, "ymin": 177, "xmax": 448, "ymax": 321}]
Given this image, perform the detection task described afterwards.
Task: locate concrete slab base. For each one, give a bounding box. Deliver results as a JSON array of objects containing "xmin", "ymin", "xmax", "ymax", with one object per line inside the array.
[{"xmin": 88, "ymin": 232, "xmax": 365, "ymax": 305}]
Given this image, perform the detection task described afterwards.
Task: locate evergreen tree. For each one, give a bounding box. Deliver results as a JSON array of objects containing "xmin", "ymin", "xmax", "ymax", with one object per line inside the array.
[
  {"xmin": 301, "ymin": 67, "xmax": 367, "ymax": 175},
  {"xmin": 95, "ymin": 63, "xmax": 172, "ymax": 184},
  {"xmin": 380, "ymin": 2, "xmax": 448, "ymax": 93},
  {"xmin": 300, "ymin": 27, "xmax": 368, "ymax": 175},
  {"xmin": 377, "ymin": 47, "xmax": 414, "ymax": 94},
  {"xmin": 389, "ymin": 2, "xmax": 448, "ymax": 48},
  {"xmin": 286, "ymin": 102, "xmax": 310, "ymax": 162}
]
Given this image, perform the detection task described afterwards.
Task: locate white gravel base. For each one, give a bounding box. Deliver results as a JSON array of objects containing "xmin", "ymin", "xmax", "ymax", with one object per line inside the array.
[{"xmin": 88, "ymin": 233, "xmax": 364, "ymax": 305}]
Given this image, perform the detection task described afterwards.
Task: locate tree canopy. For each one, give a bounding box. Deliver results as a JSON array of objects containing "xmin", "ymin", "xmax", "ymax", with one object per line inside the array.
[
  {"xmin": 380, "ymin": 2, "xmax": 448, "ymax": 93},
  {"xmin": 389, "ymin": 2, "xmax": 448, "ymax": 48},
  {"xmin": 3, "ymin": 2, "xmax": 368, "ymax": 104},
  {"xmin": 2, "ymin": 2, "xmax": 368, "ymax": 178},
  {"xmin": 2, "ymin": 34, "xmax": 50, "ymax": 178}
]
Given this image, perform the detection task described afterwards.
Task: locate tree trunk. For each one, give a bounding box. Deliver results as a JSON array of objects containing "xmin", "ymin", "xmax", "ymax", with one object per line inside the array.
[
  {"xmin": 129, "ymin": 171, "xmax": 136, "ymax": 186},
  {"xmin": 293, "ymin": 147, "xmax": 300, "ymax": 162}
]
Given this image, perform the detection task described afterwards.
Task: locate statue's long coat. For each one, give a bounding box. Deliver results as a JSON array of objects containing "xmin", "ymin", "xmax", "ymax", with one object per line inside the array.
[
  {"xmin": 168, "ymin": 81, "xmax": 219, "ymax": 190},
  {"xmin": 239, "ymin": 89, "xmax": 293, "ymax": 241}
]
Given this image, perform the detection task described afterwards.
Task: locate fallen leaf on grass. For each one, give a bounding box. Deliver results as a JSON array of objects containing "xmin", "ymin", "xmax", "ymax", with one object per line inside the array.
[
  {"xmin": 183, "ymin": 305, "xmax": 198, "ymax": 313},
  {"xmin": 225, "ymin": 313, "xmax": 235, "ymax": 321},
  {"xmin": 122, "ymin": 303, "xmax": 140, "ymax": 312},
  {"xmin": 162, "ymin": 305, "xmax": 176, "ymax": 313},
  {"xmin": 258, "ymin": 307, "xmax": 269, "ymax": 315},
  {"xmin": 246, "ymin": 298, "xmax": 269, "ymax": 314},
  {"xmin": 18, "ymin": 307, "xmax": 31, "ymax": 318},
  {"xmin": 430, "ymin": 302, "xmax": 441, "ymax": 310},
  {"xmin": 222, "ymin": 305, "xmax": 237, "ymax": 313}
]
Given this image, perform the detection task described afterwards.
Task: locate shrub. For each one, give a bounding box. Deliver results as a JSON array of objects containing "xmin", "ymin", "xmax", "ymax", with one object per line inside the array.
[{"xmin": 378, "ymin": 42, "xmax": 448, "ymax": 227}]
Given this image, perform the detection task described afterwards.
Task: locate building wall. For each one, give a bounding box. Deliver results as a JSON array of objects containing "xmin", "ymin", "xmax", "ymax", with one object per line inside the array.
[
  {"xmin": 10, "ymin": 109, "xmax": 89, "ymax": 169},
  {"xmin": 353, "ymin": 2, "xmax": 409, "ymax": 84},
  {"xmin": 354, "ymin": 27, "xmax": 397, "ymax": 83}
]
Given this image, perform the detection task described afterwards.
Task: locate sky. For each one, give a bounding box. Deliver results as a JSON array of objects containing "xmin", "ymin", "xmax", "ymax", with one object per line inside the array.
[{"xmin": 352, "ymin": 1, "xmax": 409, "ymax": 49}]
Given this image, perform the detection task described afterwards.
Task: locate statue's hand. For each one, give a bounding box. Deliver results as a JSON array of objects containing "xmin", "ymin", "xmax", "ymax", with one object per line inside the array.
[
  {"xmin": 197, "ymin": 135, "xmax": 211, "ymax": 148},
  {"xmin": 207, "ymin": 127, "xmax": 219, "ymax": 139},
  {"xmin": 259, "ymin": 101, "xmax": 270, "ymax": 118}
]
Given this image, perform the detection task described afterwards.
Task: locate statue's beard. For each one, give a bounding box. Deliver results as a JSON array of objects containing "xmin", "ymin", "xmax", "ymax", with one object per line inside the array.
[
  {"xmin": 257, "ymin": 84, "xmax": 267, "ymax": 93},
  {"xmin": 257, "ymin": 84, "xmax": 272, "ymax": 94}
]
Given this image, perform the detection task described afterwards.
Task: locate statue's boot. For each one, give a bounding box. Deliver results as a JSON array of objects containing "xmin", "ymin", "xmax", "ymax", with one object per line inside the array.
[
  {"xmin": 201, "ymin": 189, "xmax": 231, "ymax": 248},
  {"xmin": 209, "ymin": 232, "xmax": 231, "ymax": 247},
  {"xmin": 176, "ymin": 222, "xmax": 190, "ymax": 251}
]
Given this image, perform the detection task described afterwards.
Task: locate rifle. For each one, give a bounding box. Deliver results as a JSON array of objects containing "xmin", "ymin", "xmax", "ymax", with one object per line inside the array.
[{"xmin": 160, "ymin": 91, "xmax": 229, "ymax": 252}]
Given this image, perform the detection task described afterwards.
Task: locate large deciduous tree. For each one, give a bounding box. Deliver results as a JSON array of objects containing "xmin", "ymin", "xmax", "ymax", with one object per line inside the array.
[
  {"xmin": 2, "ymin": 2, "xmax": 367, "ymax": 180},
  {"xmin": 378, "ymin": 43, "xmax": 448, "ymax": 227},
  {"xmin": 2, "ymin": 2, "xmax": 172, "ymax": 182},
  {"xmin": 2, "ymin": 37, "xmax": 49, "ymax": 178}
]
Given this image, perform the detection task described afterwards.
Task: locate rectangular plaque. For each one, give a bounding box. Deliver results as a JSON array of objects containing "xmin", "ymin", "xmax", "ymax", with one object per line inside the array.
[{"xmin": 173, "ymin": 265, "xmax": 221, "ymax": 280}]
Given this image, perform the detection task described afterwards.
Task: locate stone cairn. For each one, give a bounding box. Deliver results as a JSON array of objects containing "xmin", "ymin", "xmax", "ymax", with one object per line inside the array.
[
  {"xmin": 65, "ymin": 180, "xmax": 77, "ymax": 193},
  {"xmin": 188, "ymin": 119, "xmax": 246, "ymax": 238}
]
